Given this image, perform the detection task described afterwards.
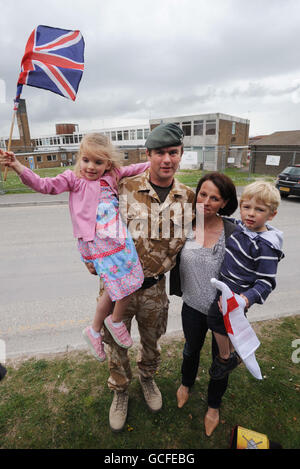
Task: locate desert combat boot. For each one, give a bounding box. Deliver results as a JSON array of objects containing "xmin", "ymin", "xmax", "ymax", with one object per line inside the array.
[
  {"xmin": 109, "ymin": 390, "xmax": 129, "ymax": 432},
  {"xmin": 139, "ymin": 376, "xmax": 162, "ymax": 412}
]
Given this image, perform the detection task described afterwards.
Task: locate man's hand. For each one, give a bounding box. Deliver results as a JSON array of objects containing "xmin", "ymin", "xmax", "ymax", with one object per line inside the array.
[{"xmin": 85, "ymin": 262, "xmax": 97, "ymax": 275}]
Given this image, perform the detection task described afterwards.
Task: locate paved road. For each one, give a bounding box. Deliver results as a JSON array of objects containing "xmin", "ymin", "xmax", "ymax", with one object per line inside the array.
[{"xmin": 0, "ymin": 191, "xmax": 299, "ymax": 360}]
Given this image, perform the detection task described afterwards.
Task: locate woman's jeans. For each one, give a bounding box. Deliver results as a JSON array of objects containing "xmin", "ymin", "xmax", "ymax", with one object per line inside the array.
[{"xmin": 181, "ymin": 302, "xmax": 229, "ymax": 409}]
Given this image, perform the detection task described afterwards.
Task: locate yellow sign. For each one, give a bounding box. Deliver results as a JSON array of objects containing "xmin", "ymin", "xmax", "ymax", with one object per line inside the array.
[{"xmin": 236, "ymin": 426, "xmax": 270, "ymax": 449}]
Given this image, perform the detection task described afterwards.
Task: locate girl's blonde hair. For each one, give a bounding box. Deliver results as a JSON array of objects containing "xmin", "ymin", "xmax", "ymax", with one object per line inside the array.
[
  {"xmin": 74, "ymin": 133, "xmax": 121, "ymax": 177},
  {"xmin": 240, "ymin": 181, "xmax": 280, "ymax": 213}
]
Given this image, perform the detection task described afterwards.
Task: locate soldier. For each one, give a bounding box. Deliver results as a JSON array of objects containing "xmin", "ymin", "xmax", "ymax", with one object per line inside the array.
[{"xmin": 96, "ymin": 123, "xmax": 194, "ymax": 431}]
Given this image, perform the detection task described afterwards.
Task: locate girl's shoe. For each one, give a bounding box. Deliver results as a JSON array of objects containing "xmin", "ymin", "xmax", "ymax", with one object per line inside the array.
[
  {"xmin": 82, "ymin": 327, "xmax": 106, "ymax": 362},
  {"xmin": 104, "ymin": 315, "xmax": 133, "ymax": 349}
]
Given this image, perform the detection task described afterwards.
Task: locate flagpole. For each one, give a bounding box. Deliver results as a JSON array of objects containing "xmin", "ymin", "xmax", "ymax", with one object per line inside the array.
[{"xmin": 3, "ymin": 109, "xmax": 17, "ymax": 181}]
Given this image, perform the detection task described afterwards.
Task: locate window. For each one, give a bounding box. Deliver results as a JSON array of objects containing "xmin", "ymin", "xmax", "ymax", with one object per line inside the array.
[
  {"xmin": 283, "ymin": 166, "xmax": 300, "ymax": 176},
  {"xmin": 130, "ymin": 129, "xmax": 136, "ymax": 140},
  {"xmin": 182, "ymin": 121, "xmax": 191, "ymax": 136},
  {"xmin": 61, "ymin": 153, "xmax": 67, "ymax": 161},
  {"xmin": 63, "ymin": 135, "xmax": 74, "ymax": 144},
  {"xmin": 193, "ymin": 120, "xmax": 203, "ymax": 136},
  {"xmin": 123, "ymin": 130, "xmax": 129, "ymax": 140},
  {"xmin": 37, "ymin": 156, "xmax": 42, "ymax": 162},
  {"xmin": 144, "ymin": 129, "xmax": 150, "ymax": 139},
  {"xmin": 137, "ymin": 129, "xmax": 143, "ymax": 139},
  {"xmin": 111, "ymin": 131, "xmax": 116, "ymax": 141},
  {"xmin": 206, "ymin": 120, "xmax": 216, "ymax": 135},
  {"xmin": 47, "ymin": 155, "xmax": 57, "ymax": 161},
  {"xmin": 232, "ymin": 122, "xmax": 236, "ymax": 135},
  {"xmin": 117, "ymin": 131, "xmax": 122, "ymax": 141},
  {"xmin": 124, "ymin": 152, "xmax": 129, "ymax": 160}
]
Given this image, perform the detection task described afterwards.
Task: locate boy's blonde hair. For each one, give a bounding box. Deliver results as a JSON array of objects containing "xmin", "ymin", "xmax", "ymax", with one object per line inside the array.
[
  {"xmin": 74, "ymin": 133, "xmax": 121, "ymax": 177},
  {"xmin": 240, "ymin": 181, "xmax": 280, "ymax": 213}
]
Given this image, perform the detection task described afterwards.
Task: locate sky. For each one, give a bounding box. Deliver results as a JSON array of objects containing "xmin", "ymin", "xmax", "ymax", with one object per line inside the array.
[{"xmin": 1, "ymin": 0, "xmax": 300, "ymax": 139}]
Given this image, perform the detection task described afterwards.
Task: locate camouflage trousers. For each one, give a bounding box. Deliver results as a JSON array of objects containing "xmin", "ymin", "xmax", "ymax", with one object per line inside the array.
[{"xmin": 101, "ymin": 276, "xmax": 169, "ymax": 392}]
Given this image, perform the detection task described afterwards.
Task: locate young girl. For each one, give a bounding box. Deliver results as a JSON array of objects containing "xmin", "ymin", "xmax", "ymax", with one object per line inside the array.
[{"xmin": 0, "ymin": 134, "xmax": 150, "ymax": 361}]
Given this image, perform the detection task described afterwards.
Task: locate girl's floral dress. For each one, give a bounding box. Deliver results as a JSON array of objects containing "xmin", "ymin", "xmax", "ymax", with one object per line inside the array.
[{"xmin": 78, "ymin": 180, "xmax": 144, "ymax": 301}]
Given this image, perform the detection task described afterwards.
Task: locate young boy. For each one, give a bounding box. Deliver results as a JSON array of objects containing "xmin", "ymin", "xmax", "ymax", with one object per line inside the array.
[{"xmin": 208, "ymin": 181, "xmax": 284, "ymax": 380}]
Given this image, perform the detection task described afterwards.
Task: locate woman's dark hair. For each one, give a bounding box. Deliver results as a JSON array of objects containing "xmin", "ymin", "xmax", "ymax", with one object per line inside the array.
[{"xmin": 193, "ymin": 172, "xmax": 238, "ymax": 216}]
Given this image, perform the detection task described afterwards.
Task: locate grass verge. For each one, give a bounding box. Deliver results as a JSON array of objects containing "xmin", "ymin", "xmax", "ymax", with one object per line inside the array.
[
  {"xmin": 175, "ymin": 168, "xmax": 275, "ymax": 187},
  {"xmin": 0, "ymin": 316, "xmax": 299, "ymax": 449},
  {"xmin": 1, "ymin": 167, "xmax": 275, "ymax": 194}
]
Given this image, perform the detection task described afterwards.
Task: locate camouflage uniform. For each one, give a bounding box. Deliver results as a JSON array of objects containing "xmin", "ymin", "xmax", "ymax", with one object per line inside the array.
[{"xmin": 102, "ymin": 169, "xmax": 194, "ymax": 391}]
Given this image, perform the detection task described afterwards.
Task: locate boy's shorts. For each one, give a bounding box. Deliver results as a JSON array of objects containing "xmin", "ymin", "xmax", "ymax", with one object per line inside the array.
[{"xmin": 207, "ymin": 293, "xmax": 227, "ymax": 336}]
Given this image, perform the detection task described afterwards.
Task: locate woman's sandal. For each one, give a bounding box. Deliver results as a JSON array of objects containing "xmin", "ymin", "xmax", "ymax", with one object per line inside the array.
[
  {"xmin": 176, "ymin": 385, "xmax": 189, "ymax": 408},
  {"xmin": 204, "ymin": 408, "xmax": 220, "ymax": 436}
]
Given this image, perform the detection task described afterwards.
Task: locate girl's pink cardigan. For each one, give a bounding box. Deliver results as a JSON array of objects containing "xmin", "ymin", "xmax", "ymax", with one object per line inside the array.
[{"xmin": 20, "ymin": 162, "xmax": 150, "ymax": 241}]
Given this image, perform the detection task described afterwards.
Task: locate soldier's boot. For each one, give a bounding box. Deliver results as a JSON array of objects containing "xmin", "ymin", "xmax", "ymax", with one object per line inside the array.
[
  {"xmin": 139, "ymin": 376, "xmax": 162, "ymax": 412},
  {"xmin": 109, "ymin": 390, "xmax": 129, "ymax": 432}
]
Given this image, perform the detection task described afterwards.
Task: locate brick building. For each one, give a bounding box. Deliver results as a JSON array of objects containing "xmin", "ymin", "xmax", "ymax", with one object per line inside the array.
[
  {"xmin": 1, "ymin": 104, "xmax": 248, "ymax": 172},
  {"xmin": 250, "ymin": 131, "xmax": 300, "ymax": 175},
  {"xmin": 150, "ymin": 113, "xmax": 250, "ymax": 170}
]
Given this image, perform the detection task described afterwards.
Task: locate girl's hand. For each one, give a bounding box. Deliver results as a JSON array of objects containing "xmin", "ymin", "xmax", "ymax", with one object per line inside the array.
[
  {"xmin": 0, "ymin": 150, "xmax": 23, "ymax": 174},
  {"xmin": 0, "ymin": 150, "xmax": 16, "ymax": 166}
]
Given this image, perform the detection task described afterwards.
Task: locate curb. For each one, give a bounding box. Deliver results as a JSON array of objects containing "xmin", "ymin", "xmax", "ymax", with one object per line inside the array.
[{"xmin": 0, "ymin": 200, "xmax": 68, "ymax": 208}]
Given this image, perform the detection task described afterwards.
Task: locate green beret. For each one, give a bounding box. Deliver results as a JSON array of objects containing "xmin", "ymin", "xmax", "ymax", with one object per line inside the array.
[{"xmin": 145, "ymin": 123, "xmax": 184, "ymax": 149}]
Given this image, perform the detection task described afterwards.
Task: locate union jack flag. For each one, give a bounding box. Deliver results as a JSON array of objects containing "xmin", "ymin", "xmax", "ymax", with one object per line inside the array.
[{"xmin": 14, "ymin": 25, "xmax": 85, "ymax": 110}]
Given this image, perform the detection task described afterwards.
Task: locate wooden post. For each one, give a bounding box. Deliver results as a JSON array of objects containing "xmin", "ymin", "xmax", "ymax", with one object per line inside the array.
[{"xmin": 3, "ymin": 109, "xmax": 17, "ymax": 181}]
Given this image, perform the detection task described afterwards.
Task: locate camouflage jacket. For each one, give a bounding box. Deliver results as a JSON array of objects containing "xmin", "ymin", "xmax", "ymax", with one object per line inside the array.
[{"xmin": 119, "ymin": 169, "xmax": 195, "ymax": 277}]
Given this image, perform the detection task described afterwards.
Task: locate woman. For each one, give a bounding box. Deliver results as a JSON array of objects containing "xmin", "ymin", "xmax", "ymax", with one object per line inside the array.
[{"xmin": 170, "ymin": 172, "xmax": 238, "ymax": 437}]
